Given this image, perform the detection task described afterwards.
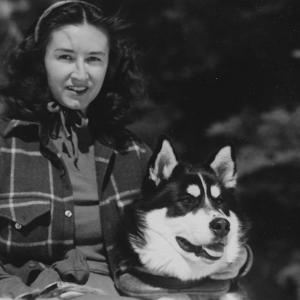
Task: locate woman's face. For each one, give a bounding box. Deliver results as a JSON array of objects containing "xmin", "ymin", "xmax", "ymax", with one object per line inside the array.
[{"xmin": 44, "ymin": 23, "xmax": 109, "ymax": 114}]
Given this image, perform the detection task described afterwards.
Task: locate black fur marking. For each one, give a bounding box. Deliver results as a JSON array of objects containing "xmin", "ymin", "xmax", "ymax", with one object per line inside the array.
[
  {"xmin": 139, "ymin": 162, "xmax": 239, "ymax": 218},
  {"xmin": 200, "ymin": 171, "xmax": 237, "ymax": 216},
  {"xmin": 139, "ymin": 164, "xmax": 206, "ymax": 217}
]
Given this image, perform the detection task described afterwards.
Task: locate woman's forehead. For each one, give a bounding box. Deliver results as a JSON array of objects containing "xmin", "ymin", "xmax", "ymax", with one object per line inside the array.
[{"xmin": 47, "ymin": 23, "xmax": 109, "ymax": 53}]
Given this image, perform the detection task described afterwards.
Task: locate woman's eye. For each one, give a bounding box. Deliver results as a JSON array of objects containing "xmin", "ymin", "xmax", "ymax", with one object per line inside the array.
[
  {"xmin": 58, "ymin": 54, "xmax": 73, "ymax": 61},
  {"xmin": 87, "ymin": 56, "xmax": 102, "ymax": 63}
]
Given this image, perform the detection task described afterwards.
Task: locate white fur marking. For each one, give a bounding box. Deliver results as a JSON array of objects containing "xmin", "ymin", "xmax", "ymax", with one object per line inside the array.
[
  {"xmin": 210, "ymin": 146, "xmax": 237, "ymax": 188},
  {"xmin": 220, "ymin": 292, "xmax": 243, "ymax": 300},
  {"xmin": 186, "ymin": 184, "xmax": 201, "ymax": 197},
  {"xmin": 149, "ymin": 140, "xmax": 178, "ymax": 185},
  {"xmin": 211, "ymin": 185, "xmax": 221, "ymax": 198}
]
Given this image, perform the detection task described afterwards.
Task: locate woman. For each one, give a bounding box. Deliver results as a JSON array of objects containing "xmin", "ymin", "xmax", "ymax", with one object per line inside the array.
[{"xmin": 0, "ymin": 0, "xmax": 251, "ymax": 298}]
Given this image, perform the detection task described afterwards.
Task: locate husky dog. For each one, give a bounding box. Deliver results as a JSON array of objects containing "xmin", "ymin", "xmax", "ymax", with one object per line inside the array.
[{"xmin": 123, "ymin": 138, "xmax": 247, "ymax": 300}]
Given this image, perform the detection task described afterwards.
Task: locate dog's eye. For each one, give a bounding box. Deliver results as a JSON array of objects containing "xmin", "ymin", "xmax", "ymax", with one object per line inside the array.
[
  {"xmin": 180, "ymin": 195, "xmax": 197, "ymax": 208},
  {"xmin": 215, "ymin": 198, "xmax": 223, "ymax": 206}
]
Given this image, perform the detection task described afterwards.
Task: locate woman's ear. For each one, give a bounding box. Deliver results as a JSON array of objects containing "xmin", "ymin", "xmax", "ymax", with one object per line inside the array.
[
  {"xmin": 210, "ymin": 146, "xmax": 236, "ymax": 188},
  {"xmin": 148, "ymin": 138, "xmax": 178, "ymax": 186}
]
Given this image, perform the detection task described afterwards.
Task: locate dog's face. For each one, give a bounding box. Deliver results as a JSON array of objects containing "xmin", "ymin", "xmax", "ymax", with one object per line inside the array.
[{"xmin": 129, "ymin": 139, "xmax": 244, "ymax": 281}]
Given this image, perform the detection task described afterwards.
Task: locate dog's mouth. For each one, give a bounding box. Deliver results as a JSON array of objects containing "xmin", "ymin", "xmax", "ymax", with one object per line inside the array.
[{"xmin": 176, "ymin": 236, "xmax": 224, "ymax": 261}]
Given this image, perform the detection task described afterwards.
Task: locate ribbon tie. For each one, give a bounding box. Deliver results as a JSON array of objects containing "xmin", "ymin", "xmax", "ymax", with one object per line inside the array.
[{"xmin": 47, "ymin": 101, "xmax": 90, "ymax": 168}]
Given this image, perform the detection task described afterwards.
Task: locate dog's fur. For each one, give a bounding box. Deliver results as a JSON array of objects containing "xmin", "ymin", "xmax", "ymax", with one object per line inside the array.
[{"xmin": 122, "ymin": 138, "xmax": 248, "ymax": 300}]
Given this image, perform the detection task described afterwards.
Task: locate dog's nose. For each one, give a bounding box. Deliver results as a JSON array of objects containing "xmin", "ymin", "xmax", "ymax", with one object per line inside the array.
[{"xmin": 209, "ymin": 218, "xmax": 230, "ymax": 237}]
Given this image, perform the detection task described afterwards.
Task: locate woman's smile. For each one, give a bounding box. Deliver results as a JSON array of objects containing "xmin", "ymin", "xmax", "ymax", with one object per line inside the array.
[
  {"xmin": 66, "ymin": 85, "xmax": 89, "ymax": 95},
  {"xmin": 44, "ymin": 23, "xmax": 109, "ymax": 113}
]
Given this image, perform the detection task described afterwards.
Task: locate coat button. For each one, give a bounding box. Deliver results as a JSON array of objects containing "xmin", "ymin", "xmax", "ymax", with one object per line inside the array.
[
  {"xmin": 65, "ymin": 210, "xmax": 72, "ymax": 218},
  {"xmin": 15, "ymin": 223, "xmax": 22, "ymax": 230}
]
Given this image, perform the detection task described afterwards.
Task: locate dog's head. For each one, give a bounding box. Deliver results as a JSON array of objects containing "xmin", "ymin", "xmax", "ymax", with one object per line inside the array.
[{"xmin": 129, "ymin": 138, "xmax": 245, "ymax": 280}]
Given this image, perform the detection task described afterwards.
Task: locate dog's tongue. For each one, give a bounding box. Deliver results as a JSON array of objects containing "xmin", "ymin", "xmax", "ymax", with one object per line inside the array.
[{"xmin": 202, "ymin": 243, "xmax": 224, "ymax": 258}]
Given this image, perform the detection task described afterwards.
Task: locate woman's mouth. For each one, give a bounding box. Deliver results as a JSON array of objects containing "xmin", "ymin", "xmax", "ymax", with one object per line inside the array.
[{"xmin": 66, "ymin": 86, "xmax": 88, "ymax": 95}]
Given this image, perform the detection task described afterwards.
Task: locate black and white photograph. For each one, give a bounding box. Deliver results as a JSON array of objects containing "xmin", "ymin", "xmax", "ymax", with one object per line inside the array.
[{"xmin": 0, "ymin": 0, "xmax": 299, "ymax": 299}]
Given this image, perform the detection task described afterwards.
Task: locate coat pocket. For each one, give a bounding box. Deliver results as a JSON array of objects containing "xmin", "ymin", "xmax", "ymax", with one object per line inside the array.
[
  {"xmin": 0, "ymin": 197, "xmax": 51, "ymax": 228},
  {"xmin": 0, "ymin": 197, "xmax": 51, "ymax": 260}
]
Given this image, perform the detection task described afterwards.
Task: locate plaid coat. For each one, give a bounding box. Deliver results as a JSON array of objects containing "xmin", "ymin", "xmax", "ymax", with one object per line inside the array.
[
  {"xmin": 0, "ymin": 117, "xmax": 253, "ymax": 299},
  {"xmin": 0, "ymin": 117, "xmax": 152, "ymax": 297}
]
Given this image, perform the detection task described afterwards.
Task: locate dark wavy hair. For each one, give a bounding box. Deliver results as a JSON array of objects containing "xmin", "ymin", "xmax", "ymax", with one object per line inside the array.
[{"xmin": 1, "ymin": 0, "xmax": 146, "ymax": 139}]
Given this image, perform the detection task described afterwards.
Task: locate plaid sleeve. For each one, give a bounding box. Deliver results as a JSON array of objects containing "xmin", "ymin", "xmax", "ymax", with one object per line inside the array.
[
  {"xmin": 100, "ymin": 138, "xmax": 152, "ymax": 276},
  {"xmin": 0, "ymin": 269, "xmax": 33, "ymax": 298}
]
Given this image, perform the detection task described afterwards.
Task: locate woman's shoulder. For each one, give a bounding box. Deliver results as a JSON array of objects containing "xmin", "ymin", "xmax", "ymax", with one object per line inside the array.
[
  {"xmin": 0, "ymin": 116, "xmax": 16, "ymax": 151},
  {"xmin": 98, "ymin": 128, "xmax": 152, "ymax": 155},
  {"xmin": 97, "ymin": 128, "xmax": 153, "ymax": 176},
  {"xmin": 119, "ymin": 130, "xmax": 153, "ymax": 165},
  {"xmin": 0, "ymin": 115, "xmax": 40, "ymax": 145},
  {"xmin": 125, "ymin": 131, "xmax": 152, "ymax": 155}
]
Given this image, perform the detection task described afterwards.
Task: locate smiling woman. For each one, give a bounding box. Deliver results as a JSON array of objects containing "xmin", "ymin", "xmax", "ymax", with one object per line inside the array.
[
  {"xmin": 44, "ymin": 23, "xmax": 109, "ymax": 113},
  {"xmin": 2, "ymin": 0, "xmax": 145, "ymax": 135}
]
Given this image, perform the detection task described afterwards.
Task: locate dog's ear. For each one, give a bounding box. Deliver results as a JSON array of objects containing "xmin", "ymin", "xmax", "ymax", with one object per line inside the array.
[
  {"xmin": 148, "ymin": 138, "xmax": 178, "ymax": 185},
  {"xmin": 210, "ymin": 146, "xmax": 236, "ymax": 188}
]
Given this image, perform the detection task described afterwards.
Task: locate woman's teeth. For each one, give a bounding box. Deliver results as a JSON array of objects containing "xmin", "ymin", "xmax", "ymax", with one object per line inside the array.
[{"xmin": 67, "ymin": 86, "xmax": 88, "ymax": 94}]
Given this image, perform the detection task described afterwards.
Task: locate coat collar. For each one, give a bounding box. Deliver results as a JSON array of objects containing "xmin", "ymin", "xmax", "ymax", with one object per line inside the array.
[
  {"xmin": 1, "ymin": 117, "xmax": 116, "ymax": 163},
  {"xmin": 2, "ymin": 118, "xmax": 40, "ymax": 138}
]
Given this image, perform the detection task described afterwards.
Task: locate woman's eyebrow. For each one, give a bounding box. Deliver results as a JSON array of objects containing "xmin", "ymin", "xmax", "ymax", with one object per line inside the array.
[
  {"xmin": 54, "ymin": 49, "xmax": 106, "ymax": 55},
  {"xmin": 54, "ymin": 48, "xmax": 74, "ymax": 53},
  {"xmin": 89, "ymin": 51, "xmax": 107, "ymax": 56}
]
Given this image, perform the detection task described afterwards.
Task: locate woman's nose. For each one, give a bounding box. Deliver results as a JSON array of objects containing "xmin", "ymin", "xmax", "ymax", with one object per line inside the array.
[{"xmin": 71, "ymin": 60, "xmax": 89, "ymax": 82}]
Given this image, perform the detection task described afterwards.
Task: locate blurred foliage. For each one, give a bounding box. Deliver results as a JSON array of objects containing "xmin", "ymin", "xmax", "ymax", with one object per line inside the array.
[
  {"xmin": 207, "ymin": 107, "xmax": 300, "ymax": 175},
  {"xmin": 120, "ymin": 0, "xmax": 300, "ymax": 152},
  {"xmin": 206, "ymin": 107, "xmax": 300, "ymax": 300}
]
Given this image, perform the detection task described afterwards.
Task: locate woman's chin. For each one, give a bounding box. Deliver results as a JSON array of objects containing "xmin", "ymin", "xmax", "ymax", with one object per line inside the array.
[{"xmin": 60, "ymin": 100, "xmax": 85, "ymax": 112}]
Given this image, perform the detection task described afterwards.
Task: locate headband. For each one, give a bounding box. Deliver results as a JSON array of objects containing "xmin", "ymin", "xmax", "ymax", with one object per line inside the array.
[{"xmin": 34, "ymin": 0, "xmax": 102, "ymax": 43}]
